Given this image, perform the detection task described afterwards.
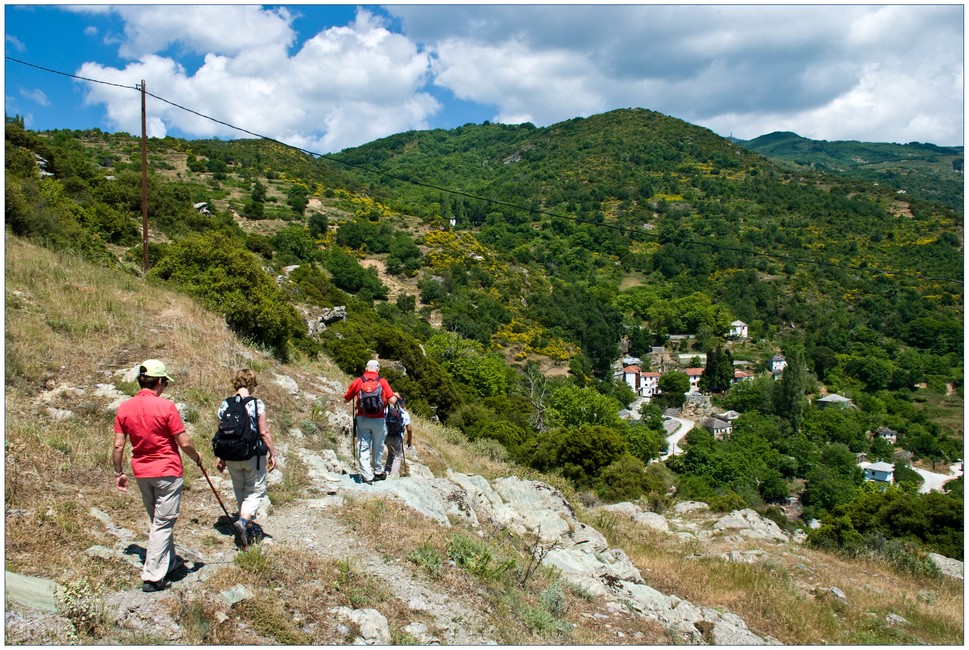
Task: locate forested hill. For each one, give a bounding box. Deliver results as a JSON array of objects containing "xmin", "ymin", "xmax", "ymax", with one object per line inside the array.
[
  {"xmin": 737, "ymin": 130, "xmax": 964, "ymax": 210},
  {"xmin": 5, "ymin": 107, "xmax": 963, "ymax": 559}
]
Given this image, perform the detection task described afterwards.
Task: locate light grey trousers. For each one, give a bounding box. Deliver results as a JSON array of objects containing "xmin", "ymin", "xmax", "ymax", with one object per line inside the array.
[
  {"xmin": 136, "ymin": 476, "xmax": 183, "ymax": 583},
  {"xmin": 356, "ymin": 415, "xmax": 387, "ymax": 481}
]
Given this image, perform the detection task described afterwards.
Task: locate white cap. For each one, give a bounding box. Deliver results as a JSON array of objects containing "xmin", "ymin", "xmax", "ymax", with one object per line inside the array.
[{"xmin": 365, "ymin": 359, "xmax": 380, "ymax": 372}]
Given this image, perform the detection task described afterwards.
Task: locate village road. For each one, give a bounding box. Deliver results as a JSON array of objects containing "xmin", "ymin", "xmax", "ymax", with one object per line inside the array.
[
  {"xmin": 913, "ymin": 463, "xmax": 963, "ymax": 493},
  {"xmin": 661, "ymin": 417, "xmax": 694, "ymax": 460}
]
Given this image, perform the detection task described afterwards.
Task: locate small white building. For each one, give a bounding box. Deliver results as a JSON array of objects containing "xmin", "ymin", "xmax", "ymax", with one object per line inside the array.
[
  {"xmin": 817, "ymin": 394, "xmax": 854, "ymax": 410},
  {"xmin": 862, "ymin": 461, "xmax": 894, "ymax": 484},
  {"xmin": 874, "ymin": 426, "xmax": 898, "ymax": 445},
  {"xmin": 769, "ymin": 354, "xmax": 787, "ymax": 376},
  {"xmin": 618, "ymin": 365, "xmax": 662, "ymax": 399},
  {"xmin": 703, "ymin": 417, "xmax": 733, "ymax": 440},
  {"xmin": 685, "ymin": 367, "xmax": 704, "ymax": 392},
  {"xmin": 733, "ymin": 369, "xmax": 755, "ymax": 384},
  {"xmin": 729, "ymin": 320, "xmax": 748, "ymax": 339}
]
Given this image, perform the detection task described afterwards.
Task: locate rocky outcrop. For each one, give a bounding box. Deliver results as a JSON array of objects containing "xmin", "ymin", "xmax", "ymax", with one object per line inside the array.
[{"xmin": 338, "ymin": 469, "xmax": 778, "ymax": 644}]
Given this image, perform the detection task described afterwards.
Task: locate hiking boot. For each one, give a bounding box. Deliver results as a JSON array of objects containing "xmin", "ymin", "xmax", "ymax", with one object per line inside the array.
[
  {"xmin": 142, "ymin": 578, "xmax": 171, "ymax": 593},
  {"xmin": 362, "ymin": 477, "xmax": 373, "ymax": 485},
  {"xmin": 233, "ymin": 520, "xmax": 248, "ymax": 548},
  {"xmin": 373, "ymin": 472, "xmax": 387, "ymax": 482}
]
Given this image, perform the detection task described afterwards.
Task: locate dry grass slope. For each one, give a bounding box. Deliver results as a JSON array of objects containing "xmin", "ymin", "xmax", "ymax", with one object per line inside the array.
[{"xmin": 4, "ymin": 234, "xmax": 963, "ymax": 645}]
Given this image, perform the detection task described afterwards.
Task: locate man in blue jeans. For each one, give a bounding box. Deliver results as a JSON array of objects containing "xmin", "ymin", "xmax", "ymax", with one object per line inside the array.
[{"xmin": 344, "ymin": 359, "xmax": 398, "ymax": 484}]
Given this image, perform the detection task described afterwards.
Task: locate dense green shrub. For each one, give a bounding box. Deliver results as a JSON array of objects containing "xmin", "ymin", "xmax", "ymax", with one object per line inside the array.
[{"xmin": 149, "ymin": 231, "xmax": 305, "ymax": 358}]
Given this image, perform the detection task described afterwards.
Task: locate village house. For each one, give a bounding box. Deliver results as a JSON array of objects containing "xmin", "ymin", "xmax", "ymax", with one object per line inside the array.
[
  {"xmin": 768, "ymin": 354, "xmax": 787, "ymax": 378},
  {"xmin": 816, "ymin": 393, "xmax": 855, "ymax": 410},
  {"xmin": 733, "ymin": 369, "xmax": 755, "ymax": 384},
  {"xmin": 874, "ymin": 426, "xmax": 898, "ymax": 445},
  {"xmin": 862, "ymin": 461, "xmax": 894, "ymax": 484},
  {"xmin": 729, "ymin": 320, "xmax": 748, "ymax": 339},
  {"xmin": 617, "ymin": 365, "xmax": 662, "ymax": 399},
  {"xmin": 718, "ymin": 410, "xmax": 742, "ymax": 422},
  {"xmin": 703, "ymin": 416, "xmax": 733, "ymax": 440},
  {"xmin": 685, "ymin": 367, "xmax": 704, "ymax": 393}
]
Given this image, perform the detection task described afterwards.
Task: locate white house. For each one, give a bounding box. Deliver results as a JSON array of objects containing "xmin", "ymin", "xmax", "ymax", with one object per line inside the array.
[
  {"xmin": 769, "ymin": 354, "xmax": 787, "ymax": 376},
  {"xmin": 862, "ymin": 461, "xmax": 894, "ymax": 484},
  {"xmin": 817, "ymin": 394, "xmax": 854, "ymax": 410},
  {"xmin": 733, "ymin": 369, "xmax": 755, "ymax": 384},
  {"xmin": 703, "ymin": 417, "xmax": 733, "ymax": 440},
  {"xmin": 874, "ymin": 426, "xmax": 898, "ymax": 445},
  {"xmin": 729, "ymin": 320, "xmax": 748, "ymax": 339},
  {"xmin": 618, "ymin": 365, "xmax": 662, "ymax": 399},
  {"xmin": 685, "ymin": 367, "xmax": 704, "ymax": 392}
]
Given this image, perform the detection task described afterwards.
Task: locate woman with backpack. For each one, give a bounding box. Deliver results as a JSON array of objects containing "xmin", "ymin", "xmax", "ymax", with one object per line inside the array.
[{"xmin": 214, "ymin": 369, "xmax": 276, "ymax": 547}]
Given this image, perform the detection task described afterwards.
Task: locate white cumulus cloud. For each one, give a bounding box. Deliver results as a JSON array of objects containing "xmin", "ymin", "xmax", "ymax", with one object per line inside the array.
[{"xmin": 75, "ymin": 8, "xmax": 439, "ymax": 152}]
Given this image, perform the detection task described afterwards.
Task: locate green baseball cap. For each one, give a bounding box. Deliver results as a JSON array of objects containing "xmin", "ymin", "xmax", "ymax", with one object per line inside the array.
[{"xmin": 140, "ymin": 359, "xmax": 174, "ymax": 382}]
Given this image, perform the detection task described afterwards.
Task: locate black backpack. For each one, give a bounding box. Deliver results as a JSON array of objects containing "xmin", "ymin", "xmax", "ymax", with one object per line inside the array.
[
  {"xmin": 358, "ymin": 375, "xmax": 385, "ymax": 418},
  {"xmin": 386, "ymin": 403, "xmax": 405, "ymax": 437},
  {"xmin": 212, "ymin": 395, "xmax": 264, "ymax": 467}
]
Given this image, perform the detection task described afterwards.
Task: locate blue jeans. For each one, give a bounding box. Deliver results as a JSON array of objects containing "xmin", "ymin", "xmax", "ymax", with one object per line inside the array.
[{"xmin": 356, "ymin": 415, "xmax": 387, "ymax": 481}]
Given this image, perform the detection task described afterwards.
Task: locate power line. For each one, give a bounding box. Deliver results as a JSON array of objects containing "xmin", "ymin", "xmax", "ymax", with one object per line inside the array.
[{"xmin": 6, "ymin": 55, "xmax": 963, "ymax": 286}]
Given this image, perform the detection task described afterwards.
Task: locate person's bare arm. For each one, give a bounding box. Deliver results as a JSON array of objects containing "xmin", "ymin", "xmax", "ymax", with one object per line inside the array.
[
  {"xmin": 258, "ymin": 411, "xmax": 277, "ymax": 471},
  {"xmin": 174, "ymin": 431, "xmax": 202, "ymax": 465},
  {"xmin": 113, "ymin": 432, "xmax": 129, "ymax": 492}
]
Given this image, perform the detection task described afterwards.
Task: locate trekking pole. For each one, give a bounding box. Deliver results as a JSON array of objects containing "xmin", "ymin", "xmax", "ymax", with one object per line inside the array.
[
  {"xmin": 197, "ymin": 459, "xmax": 232, "ymax": 521},
  {"xmin": 350, "ymin": 401, "xmax": 357, "ymax": 472}
]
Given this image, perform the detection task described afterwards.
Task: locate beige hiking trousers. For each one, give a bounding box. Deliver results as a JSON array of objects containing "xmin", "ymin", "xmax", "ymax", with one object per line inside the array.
[{"xmin": 136, "ymin": 476, "xmax": 183, "ymax": 583}]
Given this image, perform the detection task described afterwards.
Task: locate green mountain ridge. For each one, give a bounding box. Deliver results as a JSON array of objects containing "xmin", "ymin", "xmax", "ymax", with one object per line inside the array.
[{"xmin": 735, "ymin": 130, "xmax": 963, "ymax": 210}]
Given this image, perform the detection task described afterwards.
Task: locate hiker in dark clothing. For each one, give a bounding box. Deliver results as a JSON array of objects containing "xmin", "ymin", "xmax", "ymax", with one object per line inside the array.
[{"xmin": 384, "ymin": 397, "xmax": 413, "ymax": 478}]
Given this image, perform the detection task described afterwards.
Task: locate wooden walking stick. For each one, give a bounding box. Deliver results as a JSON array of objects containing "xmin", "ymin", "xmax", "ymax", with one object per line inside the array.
[{"xmin": 197, "ymin": 460, "xmax": 232, "ymax": 521}]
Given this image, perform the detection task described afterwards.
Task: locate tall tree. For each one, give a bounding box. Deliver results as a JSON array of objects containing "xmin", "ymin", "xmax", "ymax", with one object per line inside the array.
[{"xmin": 775, "ymin": 346, "xmax": 807, "ymax": 433}]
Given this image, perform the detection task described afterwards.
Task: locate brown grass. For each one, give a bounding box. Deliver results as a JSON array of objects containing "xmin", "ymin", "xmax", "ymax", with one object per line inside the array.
[{"xmin": 584, "ymin": 508, "xmax": 964, "ymax": 645}]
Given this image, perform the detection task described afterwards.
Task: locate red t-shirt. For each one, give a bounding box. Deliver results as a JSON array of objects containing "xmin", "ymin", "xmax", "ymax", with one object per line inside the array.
[
  {"xmin": 114, "ymin": 389, "xmax": 187, "ymax": 478},
  {"xmin": 344, "ymin": 371, "xmax": 395, "ymax": 417}
]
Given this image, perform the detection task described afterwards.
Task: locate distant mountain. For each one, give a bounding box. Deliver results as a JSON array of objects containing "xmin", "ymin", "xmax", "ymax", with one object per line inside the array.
[{"xmin": 737, "ymin": 131, "xmax": 963, "ymax": 209}]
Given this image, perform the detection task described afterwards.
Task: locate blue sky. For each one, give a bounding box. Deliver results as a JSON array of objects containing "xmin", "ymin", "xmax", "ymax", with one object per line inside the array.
[{"xmin": 4, "ymin": 4, "xmax": 964, "ymax": 153}]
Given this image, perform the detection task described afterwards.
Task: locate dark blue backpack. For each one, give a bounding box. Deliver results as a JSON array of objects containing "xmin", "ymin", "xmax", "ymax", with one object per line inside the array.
[{"xmin": 386, "ymin": 403, "xmax": 405, "ymax": 437}]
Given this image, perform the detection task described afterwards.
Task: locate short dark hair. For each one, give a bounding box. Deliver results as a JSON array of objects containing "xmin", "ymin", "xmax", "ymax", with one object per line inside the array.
[{"xmin": 138, "ymin": 366, "xmax": 167, "ymax": 389}]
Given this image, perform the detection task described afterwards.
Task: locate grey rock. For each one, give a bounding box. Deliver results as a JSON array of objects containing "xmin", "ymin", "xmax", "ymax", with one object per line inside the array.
[
  {"xmin": 4, "ymin": 609, "xmax": 76, "ymax": 645},
  {"xmin": 273, "ymin": 373, "xmax": 300, "ymax": 395},
  {"xmin": 886, "ymin": 612, "xmax": 909, "ymax": 626},
  {"xmin": 46, "ymin": 407, "xmax": 74, "ymax": 420},
  {"xmin": 329, "ymin": 606, "xmax": 391, "ymax": 645},
  {"xmin": 219, "ymin": 584, "xmax": 255, "ymax": 606},
  {"xmin": 713, "ymin": 509, "xmax": 789, "ymax": 542},
  {"xmin": 829, "ymin": 586, "xmax": 848, "ymax": 603},
  {"xmin": 4, "ymin": 571, "xmax": 63, "ymax": 613},
  {"xmin": 403, "ymin": 621, "xmax": 439, "ymax": 644},
  {"xmin": 672, "ymin": 500, "xmax": 709, "ymax": 514},
  {"xmin": 927, "ymin": 552, "xmax": 963, "ymax": 580}
]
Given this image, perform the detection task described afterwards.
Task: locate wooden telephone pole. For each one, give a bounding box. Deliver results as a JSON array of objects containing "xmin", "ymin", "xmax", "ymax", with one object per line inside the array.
[{"xmin": 140, "ymin": 80, "xmax": 149, "ymax": 275}]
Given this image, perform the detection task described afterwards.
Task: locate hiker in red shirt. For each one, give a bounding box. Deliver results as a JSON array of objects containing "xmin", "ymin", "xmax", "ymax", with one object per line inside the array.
[
  {"xmin": 344, "ymin": 359, "xmax": 398, "ymax": 484},
  {"xmin": 113, "ymin": 359, "xmax": 203, "ymax": 593}
]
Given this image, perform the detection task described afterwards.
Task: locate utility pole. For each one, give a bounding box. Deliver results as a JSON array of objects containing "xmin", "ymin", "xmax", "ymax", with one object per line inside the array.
[{"xmin": 140, "ymin": 80, "xmax": 149, "ymax": 275}]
